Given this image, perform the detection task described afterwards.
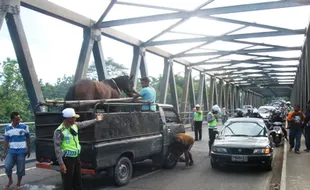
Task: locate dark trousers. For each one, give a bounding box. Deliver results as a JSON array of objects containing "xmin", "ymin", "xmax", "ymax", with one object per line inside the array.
[
  {"xmin": 305, "ymin": 127, "xmax": 310, "ymax": 150},
  {"xmin": 208, "ymin": 128, "xmax": 217, "ymax": 151},
  {"xmin": 289, "ymin": 128, "xmax": 302, "ymax": 151},
  {"xmin": 194, "ymin": 121, "xmax": 203, "ymax": 140},
  {"xmin": 61, "ymin": 156, "xmax": 82, "ymax": 190}
]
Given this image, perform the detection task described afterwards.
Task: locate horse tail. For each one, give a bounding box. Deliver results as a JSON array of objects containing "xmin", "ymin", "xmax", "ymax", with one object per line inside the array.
[{"xmin": 64, "ymin": 85, "xmax": 75, "ymax": 108}]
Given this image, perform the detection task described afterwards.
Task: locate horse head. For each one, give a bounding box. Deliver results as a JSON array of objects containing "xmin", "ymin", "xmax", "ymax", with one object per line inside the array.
[{"xmin": 111, "ymin": 75, "xmax": 135, "ymax": 97}]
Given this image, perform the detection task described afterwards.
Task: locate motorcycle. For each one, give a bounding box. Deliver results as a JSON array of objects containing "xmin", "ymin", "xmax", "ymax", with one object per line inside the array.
[{"xmin": 269, "ymin": 122, "xmax": 284, "ymax": 147}]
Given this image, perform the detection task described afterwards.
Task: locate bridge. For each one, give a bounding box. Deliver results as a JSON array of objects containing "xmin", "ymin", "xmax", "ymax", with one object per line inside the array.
[{"xmin": 0, "ymin": 0, "xmax": 310, "ymax": 190}]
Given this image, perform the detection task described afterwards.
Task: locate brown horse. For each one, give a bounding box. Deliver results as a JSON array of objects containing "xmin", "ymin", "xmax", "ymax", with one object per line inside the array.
[{"xmin": 64, "ymin": 75, "xmax": 135, "ymax": 112}]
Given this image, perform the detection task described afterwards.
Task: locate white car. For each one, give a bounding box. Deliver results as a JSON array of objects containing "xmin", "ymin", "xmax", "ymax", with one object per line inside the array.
[{"xmin": 258, "ymin": 106, "xmax": 276, "ymax": 119}]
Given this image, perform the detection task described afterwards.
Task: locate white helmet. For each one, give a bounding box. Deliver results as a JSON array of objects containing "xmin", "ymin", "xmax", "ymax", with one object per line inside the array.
[
  {"xmin": 286, "ymin": 101, "xmax": 291, "ymax": 105},
  {"xmin": 195, "ymin": 104, "xmax": 200, "ymax": 108}
]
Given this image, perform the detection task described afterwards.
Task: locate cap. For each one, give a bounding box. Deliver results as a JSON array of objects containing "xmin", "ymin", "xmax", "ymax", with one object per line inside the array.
[
  {"xmin": 140, "ymin": 77, "xmax": 150, "ymax": 82},
  {"xmin": 195, "ymin": 104, "xmax": 200, "ymax": 107},
  {"xmin": 62, "ymin": 108, "xmax": 80, "ymax": 118}
]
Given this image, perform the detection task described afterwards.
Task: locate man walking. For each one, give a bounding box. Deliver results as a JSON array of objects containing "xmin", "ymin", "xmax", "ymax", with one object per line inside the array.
[
  {"xmin": 287, "ymin": 105, "xmax": 305, "ymax": 154},
  {"xmin": 1, "ymin": 112, "xmax": 31, "ymax": 190},
  {"xmin": 303, "ymin": 100, "xmax": 310, "ymax": 152},
  {"xmin": 53, "ymin": 108, "xmax": 104, "ymax": 190},
  {"xmin": 193, "ymin": 104, "xmax": 203, "ymax": 141}
]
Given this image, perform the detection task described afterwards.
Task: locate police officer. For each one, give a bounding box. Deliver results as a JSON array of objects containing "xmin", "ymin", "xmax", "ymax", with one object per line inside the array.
[
  {"xmin": 207, "ymin": 109, "xmax": 219, "ymax": 155},
  {"xmin": 53, "ymin": 108, "xmax": 104, "ymax": 190},
  {"xmin": 193, "ymin": 104, "xmax": 203, "ymax": 141}
]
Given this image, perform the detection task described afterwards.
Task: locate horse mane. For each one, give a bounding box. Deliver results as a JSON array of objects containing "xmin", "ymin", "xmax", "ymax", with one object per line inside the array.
[{"xmin": 104, "ymin": 75, "xmax": 130, "ymax": 91}]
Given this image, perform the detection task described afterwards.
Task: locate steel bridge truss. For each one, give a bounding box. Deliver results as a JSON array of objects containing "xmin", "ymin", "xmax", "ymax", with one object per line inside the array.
[{"xmin": 1, "ymin": 0, "xmax": 310, "ymax": 113}]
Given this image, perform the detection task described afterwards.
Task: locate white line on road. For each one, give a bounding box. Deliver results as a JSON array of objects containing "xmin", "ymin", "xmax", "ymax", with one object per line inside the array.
[
  {"xmin": 0, "ymin": 167, "xmax": 37, "ymax": 177},
  {"xmin": 280, "ymin": 140, "xmax": 287, "ymax": 190}
]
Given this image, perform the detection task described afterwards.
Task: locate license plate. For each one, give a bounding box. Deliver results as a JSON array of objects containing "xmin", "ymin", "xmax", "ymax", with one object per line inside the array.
[{"xmin": 231, "ymin": 155, "xmax": 248, "ymax": 162}]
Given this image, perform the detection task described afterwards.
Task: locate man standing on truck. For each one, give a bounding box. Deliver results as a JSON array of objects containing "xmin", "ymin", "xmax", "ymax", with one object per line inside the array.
[
  {"xmin": 53, "ymin": 108, "xmax": 104, "ymax": 190},
  {"xmin": 1, "ymin": 112, "xmax": 31, "ymax": 190},
  {"xmin": 133, "ymin": 77, "xmax": 156, "ymax": 112}
]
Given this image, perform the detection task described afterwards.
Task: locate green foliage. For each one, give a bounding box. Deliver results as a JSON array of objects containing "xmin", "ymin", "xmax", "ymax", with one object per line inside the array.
[{"xmin": 0, "ymin": 58, "xmax": 33, "ymax": 122}]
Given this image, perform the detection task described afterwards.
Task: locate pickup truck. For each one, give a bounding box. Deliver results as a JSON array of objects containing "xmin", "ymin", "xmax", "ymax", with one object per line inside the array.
[{"xmin": 34, "ymin": 99, "xmax": 185, "ymax": 186}]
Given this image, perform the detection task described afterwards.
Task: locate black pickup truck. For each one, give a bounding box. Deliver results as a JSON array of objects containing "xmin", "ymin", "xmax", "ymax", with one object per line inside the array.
[{"xmin": 35, "ymin": 100, "xmax": 185, "ymax": 186}]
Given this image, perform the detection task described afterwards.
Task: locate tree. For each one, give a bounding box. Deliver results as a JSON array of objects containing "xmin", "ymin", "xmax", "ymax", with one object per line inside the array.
[
  {"xmin": 0, "ymin": 58, "xmax": 33, "ymax": 122},
  {"xmin": 87, "ymin": 58, "xmax": 128, "ymax": 80}
]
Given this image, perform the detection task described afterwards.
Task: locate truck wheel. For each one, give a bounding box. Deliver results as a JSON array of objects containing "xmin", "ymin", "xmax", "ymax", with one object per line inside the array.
[
  {"xmin": 113, "ymin": 157, "xmax": 133, "ymax": 186},
  {"xmin": 163, "ymin": 152, "xmax": 178, "ymax": 169}
]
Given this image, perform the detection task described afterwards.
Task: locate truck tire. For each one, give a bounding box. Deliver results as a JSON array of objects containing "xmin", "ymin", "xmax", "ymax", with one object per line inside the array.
[
  {"xmin": 163, "ymin": 152, "xmax": 178, "ymax": 169},
  {"xmin": 113, "ymin": 157, "xmax": 133, "ymax": 186}
]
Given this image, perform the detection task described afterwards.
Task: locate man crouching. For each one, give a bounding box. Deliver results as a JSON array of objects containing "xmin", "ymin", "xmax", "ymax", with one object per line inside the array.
[{"xmin": 171, "ymin": 133, "xmax": 194, "ymax": 167}]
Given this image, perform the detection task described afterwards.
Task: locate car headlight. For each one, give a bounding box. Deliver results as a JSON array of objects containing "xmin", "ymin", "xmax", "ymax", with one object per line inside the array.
[
  {"xmin": 253, "ymin": 148, "xmax": 271, "ymax": 154},
  {"xmin": 211, "ymin": 147, "xmax": 228, "ymax": 153}
]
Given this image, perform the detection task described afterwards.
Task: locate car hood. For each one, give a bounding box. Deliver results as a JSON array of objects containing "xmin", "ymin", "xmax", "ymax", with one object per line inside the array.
[{"xmin": 214, "ymin": 136, "xmax": 270, "ymax": 148}]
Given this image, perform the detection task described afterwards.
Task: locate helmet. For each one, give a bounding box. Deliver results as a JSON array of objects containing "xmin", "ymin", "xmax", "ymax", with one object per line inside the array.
[
  {"xmin": 253, "ymin": 108, "xmax": 258, "ymax": 113},
  {"xmin": 195, "ymin": 104, "xmax": 200, "ymax": 108},
  {"xmin": 286, "ymin": 101, "xmax": 291, "ymax": 105}
]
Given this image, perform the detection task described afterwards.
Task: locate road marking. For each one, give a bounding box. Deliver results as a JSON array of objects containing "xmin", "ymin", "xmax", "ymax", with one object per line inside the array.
[
  {"xmin": 131, "ymin": 169, "xmax": 162, "ymax": 182},
  {"xmin": 0, "ymin": 166, "xmax": 37, "ymax": 177},
  {"xmin": 280, "ymin": 139, "xmax": 287, "ymax": 190}
]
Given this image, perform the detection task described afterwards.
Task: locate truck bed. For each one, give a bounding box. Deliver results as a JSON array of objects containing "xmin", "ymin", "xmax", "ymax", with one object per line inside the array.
[{"xmin": 35, "ymin": 111, "xmax": 163, "ymax": 170}]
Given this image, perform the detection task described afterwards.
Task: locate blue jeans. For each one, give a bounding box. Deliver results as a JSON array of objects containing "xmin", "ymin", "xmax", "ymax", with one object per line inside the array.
[
  {"xmin": 5, "ymin": 153, "xmax": 26, "ymax": 177},
  {"xmin": 289, "ymin": 128, "xmax": 302, "ymax": 151}
]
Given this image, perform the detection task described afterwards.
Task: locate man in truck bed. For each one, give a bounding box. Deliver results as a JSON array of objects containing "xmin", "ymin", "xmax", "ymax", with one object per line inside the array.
[{"xmin": 53, "ymin": 108, "xmax": 104, "ymax": 190}]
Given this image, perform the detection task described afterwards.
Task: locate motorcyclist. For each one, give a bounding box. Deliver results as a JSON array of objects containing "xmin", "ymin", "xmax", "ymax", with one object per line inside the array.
[
  {"xmin": 270, "ymin": 110, "xmax": 288, "ymax": 140},
  {"xmin": 235, "ymin": 108, "xmax": 243, "ymax": 117},
  {"xmin": 251, "ymin": 108, "xmax": 262, "ymax": 118}
]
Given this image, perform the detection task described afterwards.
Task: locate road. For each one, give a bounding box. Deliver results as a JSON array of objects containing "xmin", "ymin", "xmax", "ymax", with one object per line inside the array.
[{"xmin": 0, "ymin": 124, "xmax": 281, "ymax": 190}]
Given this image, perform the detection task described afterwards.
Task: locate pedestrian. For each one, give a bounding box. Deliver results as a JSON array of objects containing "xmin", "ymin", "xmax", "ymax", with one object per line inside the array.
[
  {"xmin": 1, "ymin": 112, "xmax": 31, "ymax": 190},
  {"xmin": 133, "ymin": 77, "xmax": 156, "ymax": 112},
  {"xmin": 303, "ymin": 100, "xmax": 310, "ymax": 152},
  {"xmin": 207, "ymin": 108, "xmax": 219, "ymax": 155},
  {"xmin": 172, "ymin": 133, "xmax": 194, "ymax": 168},
  {"xmin": 193, "ymin": 104, "xmax": 203, "ymax": 141},
  {"xmin": 287, "ymin": 105, "xmax": 305, "ymax": 154},
  {"xmin": 54, "ymin": 108, "xmax": 104, "ymax": 190}
]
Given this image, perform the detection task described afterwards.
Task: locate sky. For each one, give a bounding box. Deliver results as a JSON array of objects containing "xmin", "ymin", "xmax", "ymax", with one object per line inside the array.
[{"xmin": 0, "ymin": 0, "xmax": 309, "ymax": 84}]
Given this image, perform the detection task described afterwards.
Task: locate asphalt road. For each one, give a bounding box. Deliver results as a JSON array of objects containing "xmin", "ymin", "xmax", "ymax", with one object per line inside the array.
[{"xmin": 0, "ymin": 124, "xmax": 280, "ymax": 190}]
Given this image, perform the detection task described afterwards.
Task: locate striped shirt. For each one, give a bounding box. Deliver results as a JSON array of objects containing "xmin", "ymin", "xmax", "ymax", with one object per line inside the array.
[{"xmin": 4, "ymin": 123, "xmax": 30, "ymax": 154}]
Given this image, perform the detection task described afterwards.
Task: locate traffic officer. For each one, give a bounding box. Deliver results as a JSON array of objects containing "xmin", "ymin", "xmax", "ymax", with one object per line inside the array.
[
  {"xmin": 53, "ymin": 108, "xmax": 104, "ymax": 190},
  {"xmin": 207, "ymin": 108, "xmax": 219, "ymax": 155},
  {"xmin": 193, "ymin": 104, "xmax": 203, "ymax": 141}
]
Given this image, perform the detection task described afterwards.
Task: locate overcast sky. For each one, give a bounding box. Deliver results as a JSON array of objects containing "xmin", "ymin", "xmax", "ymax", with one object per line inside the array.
[{"xmin": 0, "ymin": 0, "xmax": 309, "ymax": 84}]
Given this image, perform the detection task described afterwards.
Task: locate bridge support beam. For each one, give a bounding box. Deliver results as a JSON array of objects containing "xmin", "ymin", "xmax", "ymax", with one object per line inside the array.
[
  {"xmin": 180, "ymin": 67, "xmax": 191, "ymax": 118},
  {"xmin": 197, "ymin": 72, "xmax": 205, "ymax": 107},
  {"xmin": 224, "ymin": 83, "xmax": 229, "ymax": 111},
  {"xmin": 159, "ymin": 58, "xmax": 171, "ymax": 104},
  {"xmin": 74, "ymin": 27, "xmax": 108, "ymax": 82},
  {"xmin": 5, "ymin": 0, "xmax": 44, "ymax": 112},
  {"xmin": 189, "ymin": 70, "xmax": 196, "ymax": 109},
  {"xmin": 130, "ymin": 46, "xmax": 149, "ymax": 88},
  {"xmin": 235, "ymin": 87, "xmax": 240, "ymax": 108},
  {"xmin": 209, "ymin": 77, "xmax": 215, "ymax": 111},
  {"xmin": 230, "ymin": 85, "xmax": 235, "ymax": 111},
  {"xmin": 169, "ymin": 61, "xmax": 179, "ymax": 114},
  {"xmin": 218, "ymin": 80, "xmax": 224, "ymax": 108},
  {"xmin": 203, "ymin": 79, "xmax": 208, "ymax": 112}
]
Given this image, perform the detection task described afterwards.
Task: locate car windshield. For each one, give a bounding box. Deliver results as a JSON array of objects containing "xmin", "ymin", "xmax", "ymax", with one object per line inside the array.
[
  {"xmin": 258, "ymin": 107, "xmax": 273, "ymax": 113},
  {"xmin": 221, "ymin": 122, "xmax": 266, "ymax": 137}
]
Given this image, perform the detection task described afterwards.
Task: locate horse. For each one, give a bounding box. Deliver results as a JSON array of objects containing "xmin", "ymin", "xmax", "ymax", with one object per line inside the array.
[{"xmin": 64, "ymin": 75, "xmax": 135, "ymax": 114}]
